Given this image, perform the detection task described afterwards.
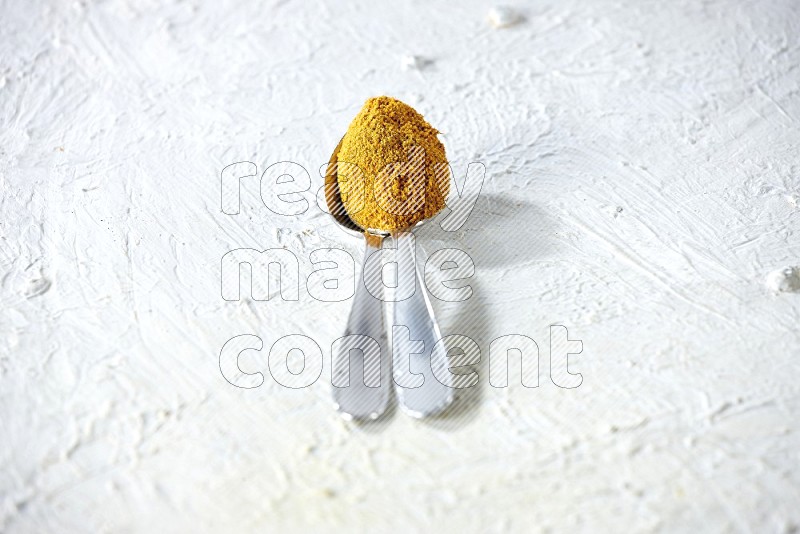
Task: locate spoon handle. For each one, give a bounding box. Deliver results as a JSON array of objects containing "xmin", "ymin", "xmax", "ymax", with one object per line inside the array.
[
  {"xmin": 392, "ymin": 232, "xmax": 454, "ymax": 418},
  {"xmin": 331, "ymin": 235, "xmax": 391, "ymax": 420}
]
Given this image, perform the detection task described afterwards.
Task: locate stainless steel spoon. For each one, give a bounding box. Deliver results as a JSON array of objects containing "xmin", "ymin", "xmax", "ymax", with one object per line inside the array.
[
  {"xmin": 324, "ymin": 139, "xmax": 391, "ymax": 420},
  {"xmin": 324, "ymin": 139, "xmax": 454, "ymax": 420}
]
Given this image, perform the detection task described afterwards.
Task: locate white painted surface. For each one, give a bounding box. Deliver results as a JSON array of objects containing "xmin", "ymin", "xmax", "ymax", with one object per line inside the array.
[{"xmin": 2, "ymin": 0, "xmax": 799, "ymax": 532}]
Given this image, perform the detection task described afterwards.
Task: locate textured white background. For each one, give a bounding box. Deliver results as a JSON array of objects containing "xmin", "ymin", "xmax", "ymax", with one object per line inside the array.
[{"xmin": 2, "ymin": 0, "xmax": 800, "ymax": 532}]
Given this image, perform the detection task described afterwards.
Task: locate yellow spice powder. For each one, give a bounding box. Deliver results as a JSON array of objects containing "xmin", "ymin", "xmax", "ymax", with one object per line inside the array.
[{"xmin": 336, "ymin": 96, "xmax": 450, "ymax": 232}]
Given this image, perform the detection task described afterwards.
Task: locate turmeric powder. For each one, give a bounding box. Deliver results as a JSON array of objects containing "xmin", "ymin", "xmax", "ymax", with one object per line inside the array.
[{"xmin": 336, "ymin": 96, "xmax": 450, "ymax": 232}]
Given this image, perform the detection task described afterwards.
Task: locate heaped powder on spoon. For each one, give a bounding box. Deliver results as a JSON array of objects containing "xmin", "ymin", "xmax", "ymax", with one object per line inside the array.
[{"xmin": 336, "ymin": 96, "xmax": 450, "ymax": 232}]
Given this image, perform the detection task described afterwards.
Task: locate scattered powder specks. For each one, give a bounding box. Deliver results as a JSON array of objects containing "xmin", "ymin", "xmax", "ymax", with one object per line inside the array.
[
  {"xmin": 488, "ymin": 6, "xmax": 520, "ymax": 28},
  {"xmin": 400, "ymin": 54, "xmax": 430, "ymax": 70},
  {"xmin": 766, "ymin": 266, "xmax": 800, "ymax": 293}
]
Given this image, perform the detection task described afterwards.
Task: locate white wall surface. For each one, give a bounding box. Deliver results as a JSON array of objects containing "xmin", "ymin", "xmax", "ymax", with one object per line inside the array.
[{"xmin": 1, "ymin": 0, "xmax": 799, "ymax": 532}]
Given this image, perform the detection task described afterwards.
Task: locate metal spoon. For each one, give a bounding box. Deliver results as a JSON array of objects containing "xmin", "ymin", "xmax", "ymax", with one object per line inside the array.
[
  {"xmin": 324, "ymin": 139, "xmax": 454, "ymax": 420},
  {"xmin": 324, "ymin": 139, "xmax": 391, "ymax": 420}
]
